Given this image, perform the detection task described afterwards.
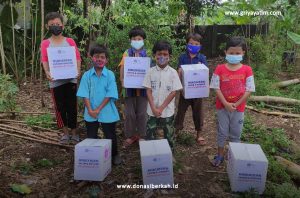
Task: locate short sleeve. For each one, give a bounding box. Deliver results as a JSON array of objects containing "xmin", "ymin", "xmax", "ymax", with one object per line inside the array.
[
  {"xmin": 210, "ymin": 65, "xmax": 221, "ymax": 89},
  {"xmin": 210, "ymin": 74, "xmax": 220, "ymax": 89},
  {"xmin": 143, "ymin": 69, "xmax": 152, "ymax": 89},
  {"xmin": 105, "ymin": 72, "xmax": 118, "ymax": 100},
  {"xmin": 66, "ymin": 38, "xmax": 81, "ymax": 61},
  {"xmin": 40, "ymin": 40, "xmax": 50, "ymax": 63},
  {"xmin": 77, "ymin": 72, "xmax": 90, "ymax": 98},
  {"xmin": 172, "ymin": 70, "xmax": 183, "ymax": 91},
  {"xmin": 245, "ymin": 67, "xmax": 255, "ymax": 92}
]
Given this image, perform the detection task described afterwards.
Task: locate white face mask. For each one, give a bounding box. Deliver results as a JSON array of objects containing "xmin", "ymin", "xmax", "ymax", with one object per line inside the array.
[{"xmin": 131, "ymin": 40, "xmax": 144, "ymax": 50}]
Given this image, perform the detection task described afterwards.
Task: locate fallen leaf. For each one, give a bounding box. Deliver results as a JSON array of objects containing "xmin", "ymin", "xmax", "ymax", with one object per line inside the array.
[{"xmin": 11, "ymin": 184, "xmax": 32, "ymax": 194}]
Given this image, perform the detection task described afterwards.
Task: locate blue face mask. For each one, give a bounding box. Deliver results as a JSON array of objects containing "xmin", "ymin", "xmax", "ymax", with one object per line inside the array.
[
  {"xmin": 187, "ymin": 44, "xmax": 202, "ymax": 54},
  {"xmin": 158, "ymin": 56, "xmax": 169, "ymax": 65},
  {"xmin": 131, "ymin": 40, "xmax": 144, "ymax": 50},
  {"xmin": 225, "ymin": 54, "xmax": 243, "ymax": 64}
]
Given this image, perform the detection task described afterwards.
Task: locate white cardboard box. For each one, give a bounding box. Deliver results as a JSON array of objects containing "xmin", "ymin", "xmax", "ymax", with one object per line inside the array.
[
  {"xmin": 139, "ymin": 139, "xmax": 174, "ymax": 188},
  {"xmin": 47, "ymin": 46, "xmax": 78, "ymax": 80},
  {"xmin": 74, "ymin": 139, "xmax": 111, "ymax": 181},
  {"xmin": 227, "ymin": 142, "xmax": 268, "ymax": 194},
  {"xmin": 181, "ymin": 63, "xmax": 209, "ymax": 99},
  {"xmin": 124, "ymin": 57, "xmax": 151, "ymax": 88}
]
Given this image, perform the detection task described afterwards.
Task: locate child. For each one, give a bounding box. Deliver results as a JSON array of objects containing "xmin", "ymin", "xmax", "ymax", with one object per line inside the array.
[
  {"xmin": 77, "ymin": 44, "xmax": 122, "ymax": 165},
  {"xmin": 143, "ymin": 40, "xmax": 183, "ymax": 149},
  {"xmin": 175, "ymin": 33, "xmax": 208, "ymax": 145},
  {"xmin": 210, "ymin": 36, "xmax": 255, "ymax": 167},
  {"xmin": 40, "ymin": 12, "xmax": 81, "ymax": 143},
  {"xmin": 119, "ymin": 27, "xmax": 149, "ymax": 147}
]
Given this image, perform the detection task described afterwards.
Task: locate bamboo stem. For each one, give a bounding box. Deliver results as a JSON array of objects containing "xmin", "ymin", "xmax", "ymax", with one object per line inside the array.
[
  {"xmin": 10, "ymin": 0, "xmax": 18, "ymax": 82},
  {"xmin": 23, "ymin": 0, "xmax": 27, "ymax": 81},
  {"xmin": 0, "ymin": 124, "xmax": 59, "ymax": 142},
  {"xmin": 246, "ymin": 105, "xmax": 300, "ymax": 118},
  {"xmin": 0, "ymin": 25, "xmax": 6, "ymax": 74},
  {"xmin": 0, "ymin": 131, "xmax": 73, "ymax": 149},
  {"xmin": 0, "ymin": 111, "xmax": 55, "ymax": 115}
]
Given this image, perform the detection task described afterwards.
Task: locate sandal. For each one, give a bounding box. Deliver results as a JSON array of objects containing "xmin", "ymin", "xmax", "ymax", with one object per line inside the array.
[
  {"xmin": 70, "ymin": 135, "xmax": 80, "ymax": 143},
  {"xmin": 122, "ymin": 136, "xmax": 139, "ymax": 148},
  {"xmin": 60, "ymin": 134, "xmax": 70, "ymax": 144},
  {"xmin": 196, "ymin": 136, "xmax": 206, "ymax": 146},
  {"xmin": 212, "ymin": 155, "xmax": 224, "ymax": 167}
]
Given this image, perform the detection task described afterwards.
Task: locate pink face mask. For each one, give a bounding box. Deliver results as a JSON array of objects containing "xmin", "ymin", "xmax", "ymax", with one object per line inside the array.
[{"xmin": 92, "ymin": 57, "xmax": 106, "ymax": 68}]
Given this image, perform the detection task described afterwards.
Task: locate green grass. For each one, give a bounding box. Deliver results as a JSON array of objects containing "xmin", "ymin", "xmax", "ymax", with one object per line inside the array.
[
  {"xmin": 25, "ymin": 114, "xmax": 54, "ymax": 128},
  {"xmin": 239, "ymin": 116, "xmax": 300, "ymax": 197},
  {"xmin": 252, "ymin": 70, "xmax": 300, "ymax": 113}
]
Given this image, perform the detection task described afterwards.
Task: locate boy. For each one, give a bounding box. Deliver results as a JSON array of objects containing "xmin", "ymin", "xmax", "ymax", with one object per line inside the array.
[
  {"xmin": 210, "ymin": 36, "xmax": 255, "ymax": 167},
  {"xmin": 119, "ymin": 26, "xmax": 148, "ymax": 147},
  {"xmin": 143, "ymin": 40, "xmax": 183, "ymax": 149},
  {"xmin": 77, "ymin": 44, "xmax": 122, "ymax": 165},
  {"xmin": 175, "ymin": 33, "xmax": 208, "ymax": 145},
  {"xmin": 40, "ymin": 12, "xmax": 81, "ymax": 143}
]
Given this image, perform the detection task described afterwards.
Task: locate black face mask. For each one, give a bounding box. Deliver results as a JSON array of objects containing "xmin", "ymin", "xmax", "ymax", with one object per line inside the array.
[{"xmin": 49, "ymin": 25, "xmax": 63, "ymax": 36}]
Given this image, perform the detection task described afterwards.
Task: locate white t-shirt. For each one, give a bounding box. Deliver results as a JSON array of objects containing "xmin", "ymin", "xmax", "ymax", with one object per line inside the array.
[{"xmin": 143, "ymin": 65, "xmax": 182, "ymax": 118}]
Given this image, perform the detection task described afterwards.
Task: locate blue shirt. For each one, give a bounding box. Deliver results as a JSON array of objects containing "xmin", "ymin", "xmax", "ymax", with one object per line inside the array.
[
  {"xmin": 77, "ymin": 66, "xmax": 120, "ymax": 123},
  {"xmin": 178, "ymin": 52, "xmax": 208, "ymax": 68}
]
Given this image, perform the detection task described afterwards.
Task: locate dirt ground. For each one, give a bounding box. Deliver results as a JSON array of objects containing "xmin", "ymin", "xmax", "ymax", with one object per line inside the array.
[{"xmin": 0, "ymin": 59, "xmax": 299, "ymax": 197}]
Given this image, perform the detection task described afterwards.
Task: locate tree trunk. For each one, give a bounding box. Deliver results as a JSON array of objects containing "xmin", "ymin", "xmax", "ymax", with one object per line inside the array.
[
  {"xmin": 274, "ymin": 79, "xmax": 300, "ymax": 88},
  {"xmin": 275, "ymin": 156, "xmax": 300, "ymax": 180},
  {"xmin": 249, "ymin": 96, "xmax": 300, "ymax": 105}
]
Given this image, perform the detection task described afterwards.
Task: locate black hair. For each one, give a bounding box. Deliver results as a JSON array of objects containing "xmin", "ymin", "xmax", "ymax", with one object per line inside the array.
[
  {"xmin": 45, "ymin": 12, "xmax": 64, "ymax": 24},
  {"xmin": 129, "ymin": 26, "xmax": 146, "ymax": 39},
  {"xmin": 89, "ymin": 44, "xmax": 109, "ymax": 58},
  {"xmin": 152, "ymin": 40, "xmax": 172, "ymax": 55},
  {"xmin": 186, "ymin": 32, "xmax": 202, "ymax": 43},
  {"xmin": 225, "ymin": 36, "xmax": 246, "ymax": 51}
]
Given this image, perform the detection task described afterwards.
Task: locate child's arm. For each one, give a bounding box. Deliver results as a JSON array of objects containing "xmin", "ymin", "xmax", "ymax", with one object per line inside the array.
[
  {"xmin": 120, "ymin": 65, "xmax": 124, "ymax": 87},
  {"xmin": 158, "ymin": 91, "xmax": 177, "ymax": 114},
  {"xmin": 83, "ymin": 98, "xmax": 98, "ymax": 118},
  {"xmin": 146, "ymin": 88, "xmax": 161, "ymax": 117},
  {"xmin": 215, "ymin": 90, "xmax": 236, "ymax": 112},
  {"xmin": 42, "ymin": 62, "xmax": 53, "ymax": 81},
  {"xmin": 94, "ymin": 98, "xmax": 110, "ymax": 114},
  {"xmin": 77, "ymin": 60, "xmax": 82, "ymax": 78},
  {"xmin": 234, "ymin": 69, "xmax": 255, "ymax": 107},
  {"xmin": 233, "ymin": 92, "xmax": 251, "ymax": 108}
]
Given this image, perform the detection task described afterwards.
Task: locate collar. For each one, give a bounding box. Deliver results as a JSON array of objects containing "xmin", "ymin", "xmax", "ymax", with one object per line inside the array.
[
  {"xmin": 155, "ymin": 65, "xmax": 170, "ymax": 71},
  {"xmin": 90, "ymin": 66, "xmax": 108, "ymax": 77}
]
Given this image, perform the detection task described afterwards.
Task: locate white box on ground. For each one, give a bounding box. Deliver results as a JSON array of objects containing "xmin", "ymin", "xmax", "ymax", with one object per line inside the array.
[
  {"xmin": 227, "ymin": 142, "xmax": 268, "ymax": 194},
  {"xmin": 139, "ymin": 139, "xmax": 174, "ymax": 188},
  {"xmin": 47, "ymin": 46, "xmax": 78, "ymax": 80},
  {"xmin": 74, "ymin": 139, "xmax": 111, "ymax": 181},
  {"xmin": 181, "ymin": 63, "xmax": 209, "ymax": 99},
  {"xmin": 124, "ymin": 57, "xmax": 151, "ymax": 88}
]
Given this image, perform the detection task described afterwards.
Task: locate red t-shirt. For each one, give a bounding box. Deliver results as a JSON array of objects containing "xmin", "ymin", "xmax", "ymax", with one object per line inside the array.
[
  {"xmin": 212, "ymin": 64, "xmax": 254, "ymax": 112},
  {"xmin": 40, "ymin": 37, "xmax": 81, "ymax": 63}
]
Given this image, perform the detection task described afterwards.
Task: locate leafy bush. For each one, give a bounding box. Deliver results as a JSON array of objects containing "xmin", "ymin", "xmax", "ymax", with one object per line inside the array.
[
  {"xmin": 265, "ymin": 182, "xmax": 300, "ymax": 198},
  {"xmin": 0, "ymin": 74, "xmax": 18, "ymax": 111},
  {"xmin": 25, "ymin": 114, "xmax": 54, "ymax": 128}
]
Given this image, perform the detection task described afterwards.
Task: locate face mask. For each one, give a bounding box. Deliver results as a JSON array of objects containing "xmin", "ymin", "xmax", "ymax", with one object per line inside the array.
[
  {"xmin": 49, "ymin": 25, "xmax": 63, "ymax": 36},
  {"xmin": 158, "ymin": 56, "xmax": 169, "ymax": 65},
  {"xmin": 187, "ymin": 44, "xmax": 201, "ymax": 54},
  {"xmin": 225, "ymin": 54, "xmax": 243, "ymax": 64},
  {"xmin": 92, "ymin": 58, "xmax": 106, "ymax": 68},
  {"xmin": 131, "ymin": 40, "xmax": 144, "ymax": 50}
]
